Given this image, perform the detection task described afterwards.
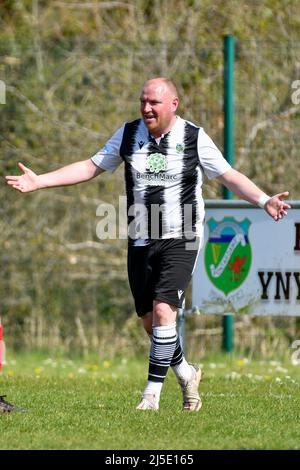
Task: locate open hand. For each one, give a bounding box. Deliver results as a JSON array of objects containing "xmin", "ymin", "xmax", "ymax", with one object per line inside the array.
[
  {"xmin": 5, "ymin": 162, "xmax": 40, "ymax": 193},
  {"xmin": 265, "ymin": 191, "xmax": 291, "ymax": 221}
]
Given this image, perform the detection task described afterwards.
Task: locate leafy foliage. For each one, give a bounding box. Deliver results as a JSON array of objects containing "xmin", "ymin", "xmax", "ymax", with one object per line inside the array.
[{"xmin": 1, "ymin": 1, "xmax": 299, "ymax": 350}]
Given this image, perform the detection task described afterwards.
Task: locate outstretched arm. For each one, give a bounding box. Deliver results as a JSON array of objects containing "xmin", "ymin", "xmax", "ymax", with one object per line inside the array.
[
  {"xmin": 218, "ymin": 168, "xmax": 291, "ymax": 221},
  {"xmin": 5, "ymin": 159, "xmax": 104, "ymax": 193}
]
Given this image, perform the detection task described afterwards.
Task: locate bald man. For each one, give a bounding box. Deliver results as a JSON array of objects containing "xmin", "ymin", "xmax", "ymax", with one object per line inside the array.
[{"xmin": 6, "ymin": 77, "xmax": 290, "ymax": 412}]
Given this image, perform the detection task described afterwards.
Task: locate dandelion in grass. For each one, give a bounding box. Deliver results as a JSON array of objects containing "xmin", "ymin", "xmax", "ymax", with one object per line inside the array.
[
  {"xmin": 264, "ymin": 375, "xmax": 272, "ymax": 381},
  {"xmin": 236, "ymin": 358, "xmax": 250, "ymax": 368},
  {"xmin": 85, "ymin": 364, "xmax": 99, "ymax": 371},
  {"xmin": 34, "ymin": 367, "xmax": 44, "ymax": 378}
]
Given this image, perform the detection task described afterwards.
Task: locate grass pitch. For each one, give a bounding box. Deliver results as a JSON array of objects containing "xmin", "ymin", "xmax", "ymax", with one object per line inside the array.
[{"xmin": 0, "ymin": 352, "xmax": 300, "ymax": 450}]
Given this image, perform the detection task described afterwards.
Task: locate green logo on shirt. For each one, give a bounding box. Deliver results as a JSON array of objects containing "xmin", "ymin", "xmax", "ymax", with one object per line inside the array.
[{"xmin": 146, "ymin": 153, "xmax": 167, "ymax": 173}]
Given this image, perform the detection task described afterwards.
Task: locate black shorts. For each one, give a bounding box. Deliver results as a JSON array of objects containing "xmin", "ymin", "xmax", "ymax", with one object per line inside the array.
[{"xmin": 127, "ymin": 237, "xmax": 200, "ymax": 317}]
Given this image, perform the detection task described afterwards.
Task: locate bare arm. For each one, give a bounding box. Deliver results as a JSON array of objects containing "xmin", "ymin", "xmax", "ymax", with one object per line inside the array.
[
  {"xmin": 5, "ymin": 159, "xmax": 104, "ymax": 193},
  {"xmin": 218, "ymin": 168, "xmax": 291, "ymax": 221}
]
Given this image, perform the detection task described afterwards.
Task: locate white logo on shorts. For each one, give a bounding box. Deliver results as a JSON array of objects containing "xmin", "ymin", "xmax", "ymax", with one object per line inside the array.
[{"xmin": 177, "ymin": 289, "xmax": 184, "ymax": 299}]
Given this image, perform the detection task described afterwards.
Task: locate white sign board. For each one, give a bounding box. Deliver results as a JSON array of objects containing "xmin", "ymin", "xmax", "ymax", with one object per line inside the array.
[{"xmin": 192, "ymin": 200, "xmax": 300, "ymax": 316}]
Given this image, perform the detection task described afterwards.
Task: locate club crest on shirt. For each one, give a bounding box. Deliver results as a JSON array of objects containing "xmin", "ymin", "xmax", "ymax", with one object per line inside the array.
[
  {"xmin": 204, "ymin": 217, "xmax": 252, "ymax": 296},
  {"xmin": 176, "ymin": 143, "xmax": 184, "ymax": 154},
  {"xmin": 146, "ymin": 153, "xmax": 167, "ymax": 173}
]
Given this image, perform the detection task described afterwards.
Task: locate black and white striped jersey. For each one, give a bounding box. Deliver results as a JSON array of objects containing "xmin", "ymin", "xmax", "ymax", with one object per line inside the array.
[{"xmin": 91, "ymin": 116, "xmax": 231, "ymax": 244}]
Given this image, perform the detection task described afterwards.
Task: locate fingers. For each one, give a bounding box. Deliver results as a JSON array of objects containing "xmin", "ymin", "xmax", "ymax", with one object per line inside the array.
[
  {"xmin": 5, "ymin": 162, "xmax": 27, "ymax": 183},
  {"xmin": 5, "ymin": 175, "xmax": 25, "ymax": 192},
  {"xmin": 18, "ymin": 162, "xmax": 29, "ymax": 173},
  {"xmin": 278, "ymin": 201, "xmax": 290, "ymax": 211},
  {"xmin": 6, "ymin": 180, "xmax": 21, "ymax": 190},
  {"xmin": 5, "ymin": 176, "xmax": 21, "ymax": 187},
  {"xmin": 273, "ymin": 192, "xmax": 291, "ymax": 212},
  {"xmin": 274, "ymin": 205, "xmax": 289, "ymax": 221},
  {"xmin": 277, "ymin": 191, "xmax": 289, "ymax": 200},
  {"xmin": 5, "ymin": 163, "xmax": 31, "ymax": 193},
  {"xmin": 5, "ymin": 175, "xmax": 20, "ymax": 183},
  {"xmin": 12, "ymin": 185, "xmax": 24, "ymax": 192},
  {"xmin": 267, "ymin": 192, "xmax": 291, "ymax": 222}
]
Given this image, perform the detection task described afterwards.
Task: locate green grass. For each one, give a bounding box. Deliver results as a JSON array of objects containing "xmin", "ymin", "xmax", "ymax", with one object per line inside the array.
[{"xmin": 0, "ymin": 352, "xmax": 300, "ymax": 450}]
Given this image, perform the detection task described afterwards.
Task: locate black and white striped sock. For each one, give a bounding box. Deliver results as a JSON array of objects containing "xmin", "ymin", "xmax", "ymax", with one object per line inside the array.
[
  {"xmin": 149, "ymin": 323, "xmax": 177, "ymax": 382},
  {"xmin": 143, "ymin": 323, "xmax": 177, "ymax": 401},
  {"xmin": 147, "ymin": 331, "xmax": 183, "ymax": 366},
  {"xmin": 170, "ymin": 336, "xmax": 183, "ymax": 367},
  {"xmin": 146, "ymin": 329, "xmax": 192, "ymax": 392}
]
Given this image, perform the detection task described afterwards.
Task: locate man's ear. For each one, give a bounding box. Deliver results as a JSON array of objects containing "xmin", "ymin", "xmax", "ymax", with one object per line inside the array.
[{"xmin": 172, "ymin": 96, "xmax": 179, "ymax": 112}]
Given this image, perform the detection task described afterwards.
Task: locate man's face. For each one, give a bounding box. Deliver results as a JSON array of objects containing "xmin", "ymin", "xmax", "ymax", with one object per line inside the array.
[{"xmin": 140, "ymin": 81, "xmax": 178, "ymax": 137}]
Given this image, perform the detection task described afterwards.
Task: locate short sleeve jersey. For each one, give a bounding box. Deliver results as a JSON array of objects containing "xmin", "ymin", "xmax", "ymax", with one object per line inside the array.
[{"xmin": 91, "ymin": 116, "xmax": 230, "ymax": 244}]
